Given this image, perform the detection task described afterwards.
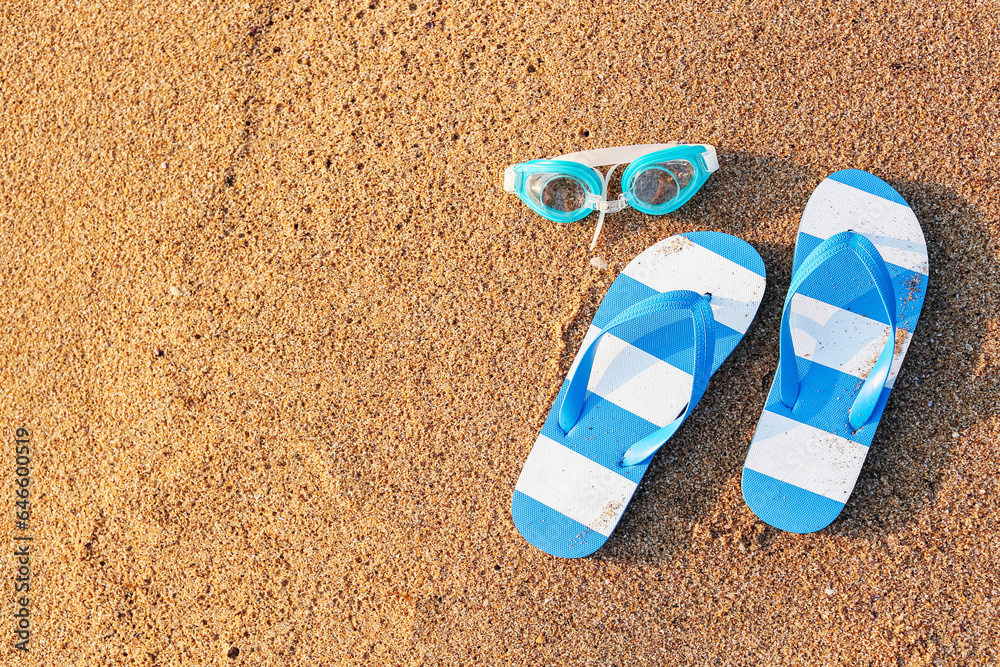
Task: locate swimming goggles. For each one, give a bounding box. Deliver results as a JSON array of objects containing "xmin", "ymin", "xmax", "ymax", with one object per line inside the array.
[{"xmin": 503, "ymin": 142, "xmax": 719, "ymax": 249}]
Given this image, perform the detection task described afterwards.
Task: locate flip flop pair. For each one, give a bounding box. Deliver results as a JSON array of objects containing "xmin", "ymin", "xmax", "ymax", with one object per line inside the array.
[{"xmin": 511, "ymin": 170, "xmax": 928, "ymax": 557}]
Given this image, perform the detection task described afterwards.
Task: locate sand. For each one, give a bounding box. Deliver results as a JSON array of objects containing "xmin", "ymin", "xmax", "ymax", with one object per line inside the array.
[{"xmin": 2, "ymin": 0, "xmax": 999, "ymax": 664}]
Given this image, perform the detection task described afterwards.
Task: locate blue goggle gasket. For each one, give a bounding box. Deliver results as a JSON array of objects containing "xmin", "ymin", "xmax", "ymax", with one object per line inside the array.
[
  {"xmin": 620, "ymin": 145, "xmax": 714, "ymax": 215},
  {"xmin": 503, "ymin": 159, "xmax": 604, "ymax": 224}
]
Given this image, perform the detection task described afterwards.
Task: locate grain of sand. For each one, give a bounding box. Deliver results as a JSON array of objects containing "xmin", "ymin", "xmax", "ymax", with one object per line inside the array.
[{"xmin": 2, "ymin": 1, "xmax": 1000, "ymax": 665}]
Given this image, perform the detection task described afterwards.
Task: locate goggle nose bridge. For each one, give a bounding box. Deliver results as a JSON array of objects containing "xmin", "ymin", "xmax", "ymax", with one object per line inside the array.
[
  {"xmin": 585, "ymin": 191, "xmax": 628, "ymax": 213},
  {"xmin": 502, "ymin": 166, "xmax": 518, "ymax": 193}
]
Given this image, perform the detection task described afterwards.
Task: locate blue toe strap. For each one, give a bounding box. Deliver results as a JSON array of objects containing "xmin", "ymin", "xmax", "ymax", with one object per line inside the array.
[
  {"xmin": 779, "ymin": 230, "xmax": 897, "ymax": 429},
  {"xmin": 557, "ymin": 290, "xmax": 716, "ymax": 467}
]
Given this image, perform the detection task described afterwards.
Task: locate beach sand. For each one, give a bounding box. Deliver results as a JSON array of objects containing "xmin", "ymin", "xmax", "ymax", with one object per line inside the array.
[{"xmin": 2, "ymin": 0, "xmax": 999, "ymax": 664}]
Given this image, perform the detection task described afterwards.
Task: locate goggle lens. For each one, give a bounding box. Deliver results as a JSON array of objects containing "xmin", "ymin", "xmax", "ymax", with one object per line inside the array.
[
  {"xmin": 632, "ymin": 160, "xmax": 695, "ymax": 206},
  {"xmin": 526, "ymin": 173, "xmax": 587, "ymax": 213}
]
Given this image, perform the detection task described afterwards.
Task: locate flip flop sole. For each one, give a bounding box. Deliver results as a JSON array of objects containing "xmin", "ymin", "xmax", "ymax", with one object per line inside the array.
[
  {"xmin": 513, "ymin": 232, "xmax": 766, "ymax": 557},
  {"xmin": 742, "ymin": 170, "xmax": 929, "ymax": 533}
]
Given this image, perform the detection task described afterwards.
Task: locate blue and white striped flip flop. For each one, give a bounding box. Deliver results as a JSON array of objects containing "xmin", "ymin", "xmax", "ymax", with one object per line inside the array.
[
  {"xmin": 512, "ymin": 232, "xmax": 766, "ymax": 558},
  {"xmin": 742, "ymin": 170, "xmax": 929, "ymax": 533}
]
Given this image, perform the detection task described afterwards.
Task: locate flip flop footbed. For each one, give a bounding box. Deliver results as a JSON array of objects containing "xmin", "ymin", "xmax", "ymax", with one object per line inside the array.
[
  {"xmin": 742, "ymin": 170, "xmax": 929, "ymax": 533},
  {"xmin": 513, "ymin": 232, "xmax": 766, "ymax": 557}
]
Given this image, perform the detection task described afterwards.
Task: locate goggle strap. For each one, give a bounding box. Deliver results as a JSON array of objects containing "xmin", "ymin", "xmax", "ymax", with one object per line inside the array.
[
  {"xmin": 502, "ymin": 166, "xmax": 517, "ymax": 192},
  {"xmin": 549, "ymin": 142, "xmax": 719, "ymax": 173},
  {"xmin": 701, "ymin": 145, "xmax": 719, "ymax": 172},
  {"xmin": 550, "ymin": 143, "xmax": 680, "ymax": 168},
  {"xmin": 589, "ymin": 165, "xmax": 625, "ymax": 251},
  {"xmin": 590, "ymin": 210, "xmax": 607, "ymax": 252}
]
